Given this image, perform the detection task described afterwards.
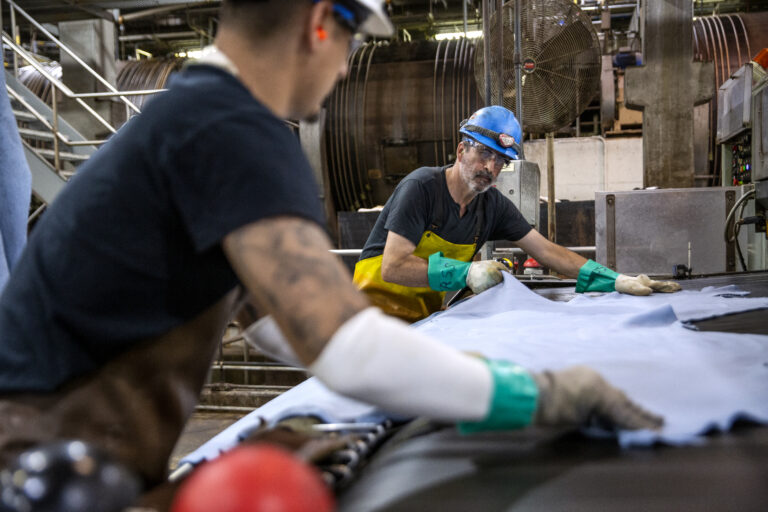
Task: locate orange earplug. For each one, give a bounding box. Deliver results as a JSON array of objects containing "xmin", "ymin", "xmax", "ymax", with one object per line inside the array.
[{"xmin": 317, "ymin": 27, "xmax": 327, "ymax": 41}]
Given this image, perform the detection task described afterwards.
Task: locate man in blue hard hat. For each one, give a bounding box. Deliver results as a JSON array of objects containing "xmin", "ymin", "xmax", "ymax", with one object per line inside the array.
[{"xmin": 353, "ymin": 105, "xmax": 681, "ymax": 322}]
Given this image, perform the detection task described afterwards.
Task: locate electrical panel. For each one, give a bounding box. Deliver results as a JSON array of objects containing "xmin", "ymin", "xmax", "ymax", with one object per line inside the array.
[
  {"xmin": 719, "ymin": 63, "xmax": 768, "ymax": 185},
  {"xmin": 753, "ymin": 77, "xmax": 768, "ymax": 182},
  {"xmin": 728, "ymin": 135, "xmax": 752, "ymax": 185}
]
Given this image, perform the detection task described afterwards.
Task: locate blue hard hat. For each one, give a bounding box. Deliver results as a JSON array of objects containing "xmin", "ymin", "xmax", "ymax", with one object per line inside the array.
[{"xmin": 459, "ymin": 106, "xmax": 522, "ymax": 160}]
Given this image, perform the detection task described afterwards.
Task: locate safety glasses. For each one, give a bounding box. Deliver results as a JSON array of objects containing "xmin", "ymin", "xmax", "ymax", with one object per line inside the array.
[
  {"xmin": 463, "ymin": 139, "xmax": 512, "ymax": 168},
  {"xmin": 315, "ymin": 0, "xmax": 368, "ymax": 54}
]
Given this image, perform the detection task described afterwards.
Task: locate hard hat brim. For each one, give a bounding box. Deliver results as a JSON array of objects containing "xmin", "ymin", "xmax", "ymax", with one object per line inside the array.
[
  {"xmin": 359, "ymin": 4, "xmax": 394, "ymax": 37},
  {"xmin": 460, "ymin": 130, "xmax": 520, "ymax": 160}
]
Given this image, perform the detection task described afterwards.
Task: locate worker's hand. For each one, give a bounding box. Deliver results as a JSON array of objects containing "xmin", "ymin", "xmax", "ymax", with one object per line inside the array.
[
  {"xmin": 466, "ymin": 260, "xmax": 510, "ymax": 294},
  {"xmin": 532, "ymin": 366, "xmax": 664, "ymax": 430},
  {"xmin": 615, "ymin": 274, "xmax": 682, "ymax": 296}
]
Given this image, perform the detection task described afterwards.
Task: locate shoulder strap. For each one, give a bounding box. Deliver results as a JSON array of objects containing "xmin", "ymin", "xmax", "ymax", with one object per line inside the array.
[
  {"xmin": 472, "ymin": 191, "xmax": 486, "ymax": 244},
  {"xmin": 428, "ymin": 167, "xmax": 448, "ymax": 231}
]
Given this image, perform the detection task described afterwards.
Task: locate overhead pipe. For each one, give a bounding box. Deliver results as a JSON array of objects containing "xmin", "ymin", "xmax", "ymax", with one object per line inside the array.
[
  {"xmin": 118, "ymin": 31, "xmax": 198, "ymax": 42},
  {"xmin": 463, "ymin": 0, "xmax": 468, "ymax": 36},
  {"xmin": 117, "ymin": 2, "xmax": 210, "ymax": 24}
]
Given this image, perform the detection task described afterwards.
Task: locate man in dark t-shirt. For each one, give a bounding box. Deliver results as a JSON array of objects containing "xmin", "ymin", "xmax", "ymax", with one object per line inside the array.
[
  {"xmin": 0, "ymin": 1, "xmax": 664, "ymax": 504},
  {"xmin": 354, "ymin": 106, "xmax": 682, "ymax": 322}
]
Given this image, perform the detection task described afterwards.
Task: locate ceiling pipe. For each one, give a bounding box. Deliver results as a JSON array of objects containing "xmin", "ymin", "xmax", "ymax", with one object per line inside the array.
[
  {"xmin": 117, "ymin": 2, "xmax": 210, "ymax": 24},
  {"xmin": 118, "ymin": 31, "xmax": 198, "ymax": 42}
]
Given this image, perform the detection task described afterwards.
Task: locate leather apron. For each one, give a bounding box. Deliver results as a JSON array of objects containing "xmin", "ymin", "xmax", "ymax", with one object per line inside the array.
[
  {"xmin": 353, "ymin": 174, "xmax": 485, "ymax": 323},
  {"xmin": 0, "ymin": 288, "xmax": 244, "ymax": 486}
]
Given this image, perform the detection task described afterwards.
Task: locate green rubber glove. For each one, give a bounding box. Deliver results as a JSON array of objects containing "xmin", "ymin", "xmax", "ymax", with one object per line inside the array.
[
  {"xmin": 575, "ymin": 259, "xmax": 620, "ymax": 293},
  {"xmin": 458, "ymin": 360, "xmax": 538, "ymax": 434},
  {"xmin": 427, "ymin": 252, "xmax": 472, "ymax": 291}
]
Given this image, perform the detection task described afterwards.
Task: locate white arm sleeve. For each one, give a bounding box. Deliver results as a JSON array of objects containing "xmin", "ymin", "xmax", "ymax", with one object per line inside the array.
[
  {"xmin": 308, "ymin": 307, "xmax": 493, "ymax": 422},
  {"xmin": 242, "ymin": 316, "xmax": 303, "ymax": 368}
]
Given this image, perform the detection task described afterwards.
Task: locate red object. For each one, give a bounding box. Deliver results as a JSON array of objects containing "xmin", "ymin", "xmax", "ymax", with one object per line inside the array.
[
  {"xmin": 171, "ymin": 444, "xmax": 335, "ymax": 512},
  {"xmin": 754, "ymin": 48, "xmax": 768, "ymax": 70},
  {"xmin": 523, "ymin": 257, "xmax": 541, "ymax": 268},
  {"xmin": 316, "ymin": 27, "xmax": 328, "ymax": 41}
]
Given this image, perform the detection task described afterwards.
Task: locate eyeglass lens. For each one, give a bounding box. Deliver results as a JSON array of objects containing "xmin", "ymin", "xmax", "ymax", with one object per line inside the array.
[{"xmin": 472, "ymin": 142, "xmax": 510, "ymax": 167}]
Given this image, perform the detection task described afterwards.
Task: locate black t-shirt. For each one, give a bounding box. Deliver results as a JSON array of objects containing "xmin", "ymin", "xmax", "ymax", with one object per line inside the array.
[
  {"xmin": 359, "ymin": 166, "xmax": 532, "ymax": 260},
  {"xmin": 0, "ymin": 65, "xmax": 324, "ymax": 391}
]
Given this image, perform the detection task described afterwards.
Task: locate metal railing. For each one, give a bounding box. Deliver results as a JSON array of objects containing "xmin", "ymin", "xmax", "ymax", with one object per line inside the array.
[{"xmin": 2, "ymin": 0, "xmax": 167, "ymax": 171}]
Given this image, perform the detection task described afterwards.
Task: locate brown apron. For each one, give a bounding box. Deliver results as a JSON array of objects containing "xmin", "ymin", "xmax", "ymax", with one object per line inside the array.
[{"xmin": 0, "ymin": 287, "xmax": 243, "ymax": 487}]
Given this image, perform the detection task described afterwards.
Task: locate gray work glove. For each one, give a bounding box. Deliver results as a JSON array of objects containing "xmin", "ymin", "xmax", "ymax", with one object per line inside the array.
[
  {"xmin": 466, "ymin": 260, "xmax": 510, "ymax": 294},
  {"xmin": 615, "ymin": 274, "xmax": 682, "ymax": 296},
  {"xmin": 532, "ymin": 366, "xmax": 664, "ymax": 430}
]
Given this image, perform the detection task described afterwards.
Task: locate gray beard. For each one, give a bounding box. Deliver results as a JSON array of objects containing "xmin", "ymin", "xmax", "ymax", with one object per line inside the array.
[{"xmin": 465, "ymin": 172, "xmax": 494, "ymax": 193}]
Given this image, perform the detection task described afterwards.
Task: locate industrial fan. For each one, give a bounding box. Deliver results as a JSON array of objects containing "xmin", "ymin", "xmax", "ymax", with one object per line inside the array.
[
  {"xmin": 474, "ymin": 0, "xmax": 601, "ymax": 242},
  {"xmin": 474, "ymin": 0, "xmax": 602, "ymax": 134}
]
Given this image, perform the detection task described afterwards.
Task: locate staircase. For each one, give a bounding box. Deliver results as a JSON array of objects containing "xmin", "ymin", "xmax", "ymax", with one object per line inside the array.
[
  {"xmin": 2, "ymin": 0, "xmax": 146, "ymax": 206},
  {"xmin": 5, "ymin": 69, "xmax": 95, "ymax": 204}
]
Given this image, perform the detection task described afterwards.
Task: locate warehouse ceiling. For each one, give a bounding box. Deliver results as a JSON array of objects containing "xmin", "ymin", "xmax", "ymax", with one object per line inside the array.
[{"xmin": 3, "ymin": 0, "xmax": 768, "ymax": 59}]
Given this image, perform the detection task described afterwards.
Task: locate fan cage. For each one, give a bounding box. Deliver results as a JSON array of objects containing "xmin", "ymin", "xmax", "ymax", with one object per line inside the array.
[{"xmin": 475, "ymin": 0, "xmax": 602, "ymax": 134}]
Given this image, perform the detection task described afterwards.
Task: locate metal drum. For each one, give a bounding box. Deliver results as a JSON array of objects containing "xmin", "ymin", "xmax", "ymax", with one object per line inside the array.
[
  {"xmin": 114, "ymin": 58, "xmax": 183, "ymax": 124},
  {"xmin": 324, "ymin": 39, "xmax": 483, "ymax": 212}
]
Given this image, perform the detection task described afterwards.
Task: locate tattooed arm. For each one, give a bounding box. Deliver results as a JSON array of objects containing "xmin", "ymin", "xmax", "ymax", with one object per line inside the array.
[{"xmin": 223, "ymin": 216, "xmax": 368, "ymax": 365}]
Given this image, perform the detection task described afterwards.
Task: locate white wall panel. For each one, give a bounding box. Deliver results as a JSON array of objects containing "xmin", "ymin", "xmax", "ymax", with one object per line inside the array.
[{"xmin": 522, "ymin": 136, "xmax": 643, "ymax": 201}]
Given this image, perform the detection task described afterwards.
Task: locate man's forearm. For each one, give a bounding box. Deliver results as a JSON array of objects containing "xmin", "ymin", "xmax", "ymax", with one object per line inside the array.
[
  {"xmin": 533, "ymin": 244, "xmax": 587, "ymax": 278},
  {"xmin": 516, "ymin": 230, "xmax": 587, "ymax": 279},
  {"xmin": 381, "ymin": 253, "xmax": 430, "ymax": 287}
]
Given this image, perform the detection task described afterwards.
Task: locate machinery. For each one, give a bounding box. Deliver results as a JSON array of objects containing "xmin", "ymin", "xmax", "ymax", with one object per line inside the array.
[
  {"xmin": 595, "ymin": 187, "xmax": 745, "ymax": 275},
  {"xmin": 717, "ymin": 60, "xmax": 768, "ymax": 271},
  {"xmin": 493, "ymin": 159, "xmax": 540, "ymax": 229}
]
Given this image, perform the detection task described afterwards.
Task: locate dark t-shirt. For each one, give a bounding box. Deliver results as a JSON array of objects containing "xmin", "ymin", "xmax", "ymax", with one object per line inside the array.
[
  {"xmin": 360, "ymin": 166, "xmax": 532, "ymax": 260},
  {"xmin": 0, "ymin": 65, "xmax": 324, "ymax": 391}
]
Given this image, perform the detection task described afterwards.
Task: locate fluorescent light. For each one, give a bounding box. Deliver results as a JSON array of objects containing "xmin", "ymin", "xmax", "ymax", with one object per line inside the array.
[
  {"xmin": 185, "ymin": 49, "xmax": 205, "ymax": 59},
  {"xmin": 174, "ymin": 49, "xmax": 204, "ymax": 59},
  {"xmin": 435, "ymin": 30, "xmax": 483, "ymax": 40}
]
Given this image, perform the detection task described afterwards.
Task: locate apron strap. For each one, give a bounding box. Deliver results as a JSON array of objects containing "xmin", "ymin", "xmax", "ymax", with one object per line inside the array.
[
  {"xmin": 472, "ymin": 192, "xmax": 485, "ymax": 245},
  {"xmin": 428, "ymin": 167, "xmax": 449, "ymax": 232}
]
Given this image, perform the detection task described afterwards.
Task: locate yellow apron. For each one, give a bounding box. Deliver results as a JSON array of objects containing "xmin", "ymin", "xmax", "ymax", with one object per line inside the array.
[{"xmin": 353, "ymin": 231, "xmax": 477, "ymax": 323}]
